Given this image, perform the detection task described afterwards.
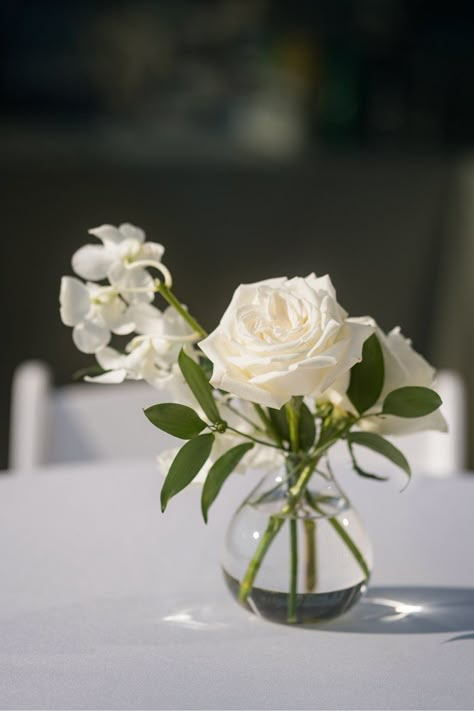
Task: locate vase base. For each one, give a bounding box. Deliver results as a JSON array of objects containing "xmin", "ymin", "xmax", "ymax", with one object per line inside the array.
[{"xmin": 223, "ymin": 569, "xmax": 366, "ymax": 625}]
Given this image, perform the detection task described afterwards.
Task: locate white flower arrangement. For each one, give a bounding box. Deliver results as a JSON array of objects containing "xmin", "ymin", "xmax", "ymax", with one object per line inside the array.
[{"xmin": 60, "ymin": 222, "xmax": 446, "ymax": 622}]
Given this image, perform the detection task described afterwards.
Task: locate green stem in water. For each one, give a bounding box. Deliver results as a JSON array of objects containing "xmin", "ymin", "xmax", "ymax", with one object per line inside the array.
[
  {"xmin": 329, "ymin": 517, "xmax": 370, "ymax": 580},
  {"xmin": 157, "ymin": 283, "xmax": 208, "ymax": 340},
  {"xmin": 238, "ymin": 414, "xmax": 360, "ymax": 610},
  {"xmin": 238, "ymin": 515, "xmax": 285, "ymax": 602},
  {"xmin": 286, "ymin": 400, "xmax": 301, "ymax": 621},
  {"xmin": 303, "ymin": 519, "xmax": 317, "ymax": 592},
  {"xmin": 288, "ymin": 519, "xmax": 298, "ymax": 623},
  {"xmin": 305, "ymin": 490, "xmax": 370, "ymax": 580},
  {"xmin": 238, "ymin": 456, "xmax": 318, "ymax": 604}
]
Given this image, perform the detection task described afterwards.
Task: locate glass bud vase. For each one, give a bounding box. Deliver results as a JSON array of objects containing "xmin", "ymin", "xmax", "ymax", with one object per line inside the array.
[{"xmin": 222, "ymin": 466, "xmax": 373, "ymax": 625}]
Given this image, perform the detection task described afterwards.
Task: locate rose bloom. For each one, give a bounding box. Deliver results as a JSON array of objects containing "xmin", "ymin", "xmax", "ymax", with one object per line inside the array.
[
  {"xmin": 199, "ymin": 274, "xmax": 374, "ymax": 409},
  {"xmin": 327, "ymin": 326, "xmax": 448, "ymax": 435}
]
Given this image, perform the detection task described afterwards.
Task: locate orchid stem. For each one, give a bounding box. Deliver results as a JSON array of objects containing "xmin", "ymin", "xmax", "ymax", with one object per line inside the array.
[{"xmin": 157, "ymin": 283, "xmax": 208, "ymax": 339}]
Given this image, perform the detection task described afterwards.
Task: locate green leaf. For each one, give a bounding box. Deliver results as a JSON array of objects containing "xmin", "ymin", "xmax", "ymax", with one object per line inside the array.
[
  {"xmin": 144, "ymin": 403, "xmax": 207, "ymax": 439},
  {"xmin": 178, "ymin": 350, "xmax": 221, "ymax": 423},
  {"xmin": 161, "ymin": 433, "xmax": 214, "ymax": 512},
  {"xmin": 348, "ymin": 447, "xmax": 389, "ymax": 482},
  {"xmin": 347, "ymin": 333, "xmax": 385, "ymax": 414},
  {"xmin": 268, "ymin": 407, "xmax": 290, "ymax": 443},
  {"xmin": 299, "ymin": 403, "xmax": 316, "ymax": 451},
  {"xmin": 198, "ymin": 356, "xmax": 214, "ymax": 381},
  {"xmin": 201, "ymin": 443, "xmax": 254, "ymax": 523},
  {"xmin": 382, "ymin": 386, "xmax": 442, "ymax": 418},
  {"xmin": 348, "ymin": 431, "xmax": 411, "ymax": 479}
]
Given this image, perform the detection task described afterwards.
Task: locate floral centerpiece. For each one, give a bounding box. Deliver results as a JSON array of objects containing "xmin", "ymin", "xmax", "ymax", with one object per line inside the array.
[{"xmin": 60, "ymin": 223, "xmax": 446, "ymax": 625}]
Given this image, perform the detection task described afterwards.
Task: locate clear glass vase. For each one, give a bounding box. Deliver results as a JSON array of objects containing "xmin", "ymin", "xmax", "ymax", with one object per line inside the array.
[{"xmin": 222, "ymin": 465, "xmax": 373, "ymax": 625}]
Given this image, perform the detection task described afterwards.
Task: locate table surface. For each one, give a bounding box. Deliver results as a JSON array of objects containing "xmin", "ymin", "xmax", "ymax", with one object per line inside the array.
[{"xmin": 0, "ymin": 458, "xmax": 473, "ymax": 710}]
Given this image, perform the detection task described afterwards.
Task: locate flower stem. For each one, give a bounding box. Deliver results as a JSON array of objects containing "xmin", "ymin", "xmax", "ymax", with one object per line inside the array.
[
  {"xmin": 285, "ymin": 400, "xmax": 301, "ymax": 621},
  {"xmin": 238, "ymin": 456, "xmax": 317, "ymax": 605},
  {"xmin": 238, "ymin": 515, "xmax": 285, "ymax": 602},
  {"xmin": 222, "ymin": 401, "xmax": 266, "ymax": 435},
  {"xmin": 225, "ymin": 426, "xmax": 283, "ymax": 450},
  {"xmin": 157, "ymin": 283, "xmax": 208, "ymax": 339},
  {"xmin": 328, "ymin": 516, "xmax": 370, "ymax": 579},
  {"xmin": 253, "ymin": 404, "xmax": 284, "ymax": 447},
  {"xmin": 126, "ymin": 259, "xmax": 174, "ymax": 288},
  {"xmin": 305, "ymin": 491, "xmax": 370, "ymax": 580},
  {"xmin": 288, "ymin": 518, "xmax": 298, "ymax": 623},
  {"xmin": 303, "ymin": 519, "xmax": 317, "ymax": 592},
  {"xmin": 285, "ymin": 401, "xmax": 300, "ymax": 453}
]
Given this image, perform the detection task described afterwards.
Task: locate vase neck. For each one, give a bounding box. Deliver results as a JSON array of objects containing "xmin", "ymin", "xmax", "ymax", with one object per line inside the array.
[{"xmin": 245, "ymin": 462, "xmax": 350, "ymax": 520}]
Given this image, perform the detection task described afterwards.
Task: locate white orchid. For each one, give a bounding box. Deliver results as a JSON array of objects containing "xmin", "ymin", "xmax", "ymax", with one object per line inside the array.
[
  {"xmin": 87, "ymin": 337, "xmax": 173, "ymax": 387},
  {"xmin": 71, "ymin": 223, "xmax": 171, "ymax": 303},
  {"xmin": 87, "ymin": 305, "xmax": 198, "ymax": 386},
  {"xmin": 59, "ymin": 277, "xmax": 135, "ymax": 354}
]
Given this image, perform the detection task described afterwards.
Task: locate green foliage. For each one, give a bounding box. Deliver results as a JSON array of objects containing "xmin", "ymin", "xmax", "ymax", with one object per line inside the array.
[
  {"xmin": 201, "ymin": 443, "xmax": 254, "ymax": 523},
  {"xmin": 199, "ymin": 356, "xmax": 214, "ymax": 381},
  {"xmin": 382, "ymin": 386, "xmax": 442, "ymax": 418},
  {"xmin": 144, "ymin": 403, "xmax": 207, "ymax": 439},
  {"xmin": 347, "ymin": 447, "xmax": 389, "ymax": 482},
  {"xmin": 348, "ymin": 431, "xmax": 411, "ymax": 483},
  {"xmin": 298, "ymin": 403, "xmax": 316, "ymax": 451},
  {"xmin": 268, "ymin": 402, "xmax": 316, "ymax": 452},
  {"xmin": 178, "ymin": 350, "xmax": 221, "ymax": 424},
  {"xmin": 347, "ymin": 334, "xmax": 385, "ymax": 414},
  {"xmin": 160, "ymin": 433, "xmax": 214, "ymax": 512},
  {"xmin": 268, "ymin": 406, "xmax": 290, "ymax": 443},
  {"xmin": 316, "ymin": 403, "xmax": 354, "ymax": 450}
]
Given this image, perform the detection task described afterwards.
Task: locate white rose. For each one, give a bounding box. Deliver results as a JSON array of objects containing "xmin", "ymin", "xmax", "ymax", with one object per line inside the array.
[
  {"xmin": 327, "ymin": 326, "xmax": 448, "ymax": 435},
  {"xmin": 199, "ymin": 274, "xmax": 375, "ymax": 410}
]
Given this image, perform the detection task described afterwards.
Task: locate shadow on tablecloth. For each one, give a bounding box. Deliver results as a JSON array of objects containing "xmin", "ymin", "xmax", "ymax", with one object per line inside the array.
[{"xmin": 314, "ymin": 585, "xmax": 474, "ymax": 640}]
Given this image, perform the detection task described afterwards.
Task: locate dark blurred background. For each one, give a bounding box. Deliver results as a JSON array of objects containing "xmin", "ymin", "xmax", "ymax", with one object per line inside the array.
[{"xmin": 2, "ymin": 0, "xmax": 474, "ymax": 469}]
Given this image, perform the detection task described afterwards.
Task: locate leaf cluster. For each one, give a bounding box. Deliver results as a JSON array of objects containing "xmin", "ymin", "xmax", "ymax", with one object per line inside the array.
[
  {"xmin": 146, "ymin": 332, "xmax": 444, "ymax": 521},
  {"xmin": 144, "ymin": 349, "xmax": 254, "ymax": 520}
]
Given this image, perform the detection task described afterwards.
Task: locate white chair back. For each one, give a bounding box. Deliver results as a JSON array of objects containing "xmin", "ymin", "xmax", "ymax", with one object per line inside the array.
[{"xmin": 9, "ymin": 361, "xmax": 174, "ymax": 469}]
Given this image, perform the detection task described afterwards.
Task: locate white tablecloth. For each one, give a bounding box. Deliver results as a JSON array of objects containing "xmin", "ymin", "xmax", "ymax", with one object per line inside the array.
[{"xmin": 0, "ymin": 459, "xmax": 473, "ymax": 710}]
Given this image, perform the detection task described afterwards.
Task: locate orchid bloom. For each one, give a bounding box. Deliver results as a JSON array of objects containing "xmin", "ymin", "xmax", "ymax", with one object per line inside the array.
[
  {"xmin": 71, "ymin": 223, "xmax": 171, "ymax": 303},
  {"xmin": 87, "ymin": 304, "xmax": 198, "ymax": 386},
  {"xmin": 59, "ymin": 276, "xmax": 135, "ymax": 353}
]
